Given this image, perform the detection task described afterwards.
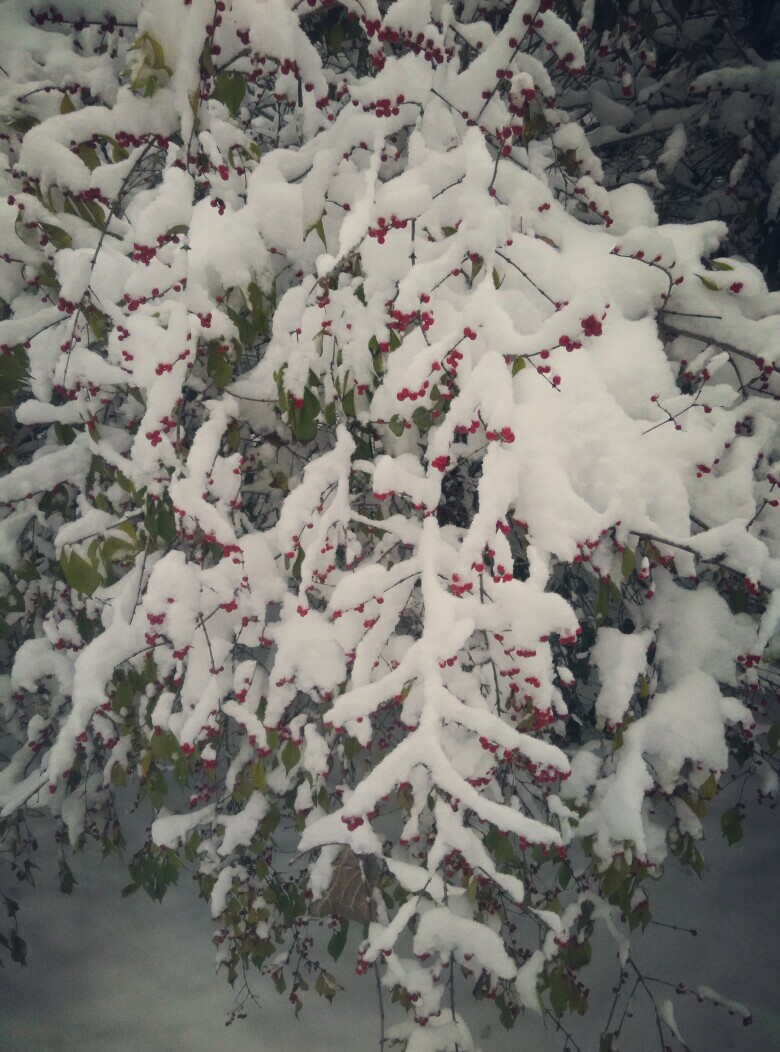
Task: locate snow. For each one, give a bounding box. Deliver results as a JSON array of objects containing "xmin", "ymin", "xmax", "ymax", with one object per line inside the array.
[
  {"xmin": 0, "ymin": 439, "xmax": 91, "ymax": 503},
  {"xmin": 218, "ymin": 791, "xmax": 268, "ymax": 857},
  {"xmin": 47, "ymin": 620, "xmax": 146, "ymax": 787},
  {"xmin": 210, "ymin": 863, "xmax": 248, "ymax": 919},
  {"xmin": 591, "ymin": 627, "xmax": 653, "ymax": 728},
  {"xmin": 152, "ymin": 803, "xmax": 217, "ymax": 851},
  {"xmin": 657, "ymin": 124, "xmax": 688, "ymax": 174},
  {"xmin": 414, "ymin": 906, "xmax": 517, "ymax": 979}
]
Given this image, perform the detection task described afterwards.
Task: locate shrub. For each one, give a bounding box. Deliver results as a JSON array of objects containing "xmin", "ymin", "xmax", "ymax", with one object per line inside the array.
[{"xmin": 1, "ymin": 1, "xmax": 777, "ymax": 1046}]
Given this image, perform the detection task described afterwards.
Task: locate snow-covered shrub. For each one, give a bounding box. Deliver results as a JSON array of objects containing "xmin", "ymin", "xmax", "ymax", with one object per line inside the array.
[
  {"xmin": 570, "ymin": 0, "xmax": 780, "ymax": 287},
  {"xmin": 0, "ymin": 0, "xmax": 778, "ymax": 1046}
]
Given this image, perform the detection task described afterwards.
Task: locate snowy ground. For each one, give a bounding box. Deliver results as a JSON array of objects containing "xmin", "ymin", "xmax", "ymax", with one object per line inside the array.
[{"xmin": 3, "ymin": 797, "xmax": 778, "ymax": 1052}]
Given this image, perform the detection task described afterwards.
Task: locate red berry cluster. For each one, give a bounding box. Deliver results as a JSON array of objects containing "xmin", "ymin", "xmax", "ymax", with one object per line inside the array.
[
  {"xmin": 368, "ymin": 214, "xmax": 407, "ymax": 244},
  {"xmin": 581, "ymin": 314, "xmax": 603, "ymax": 337},
  {"xmin": 396, "ymin": 380, "xmax": 430, "ymax": 402}
]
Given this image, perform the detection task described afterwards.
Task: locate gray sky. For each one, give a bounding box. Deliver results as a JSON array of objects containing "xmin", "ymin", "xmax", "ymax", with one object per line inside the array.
[{"xmin": 2, "ymin": 796, "xmax": 778, "ymax": 1052}]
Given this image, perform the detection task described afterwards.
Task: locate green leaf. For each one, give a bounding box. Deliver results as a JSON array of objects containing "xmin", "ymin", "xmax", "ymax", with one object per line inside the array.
[
  {"xmin": 213, "ymin": 72, "xmax": 246, "ymax": 117},
  {"xmin": 388, "ymin": 416, "xmax": 405, "ymax": 437},
  {"xmin": 115, "ymin": 521, "xmax": 138, "ymax": 545},
  {"xmin": 688, "ymin": 840, "xmax": 705, "ymax": 875},
  {"xmin": 74, "ymin": 197, "xmax": 106, "ymax": 228},
  {"xmin": 696, "ymin": 274, "xmax": 720, "ymax": 291},
  {"xmin": 768, "ymin": 722, "xmax": 780, "ymax": 756},
  {"xmin": 207, "ymin": 346, "xmax": 233, "ymax": 390},
  {"xmin": 9, "ymin": 933, "xmax": 27, "ymax": 965},
  {"xmin": 342, "ymin": 386, "xmax": 356, "ymax": 419},
  {"xmin": 565, "ymin": 938, "xmax": 591, "ymax": 969},
  {"xmin": 496, "ymin": 992, "xmax": 514, "ymax": 1030},
  {"xmin": 558, "ymin": 861, "xmax": 573, "ymax": 889},
  {"xmin": 223, "ymin": 305, "xmax": 253, "ymax": 349},
  {"xmin": 251, "ymin": 759, "xmax": 267, "ymax": 790},
  {"xmin": 78, "ymin": 146, "xmax": 101, "ymax": 171},
  {"xmin": 636, "ymin": 903, "xmax": 653, "ymax": 931},
  {"xmin": 16, "ymin": 559, "xmax": 40, "ymax": 582},
  {"xmin": 326, "ymin": 24, "xmax": 345, "ymax": 52},
  {"xmin": 227, "ymin": 423, "xmax": 241, "ymax": 451},
  {"xmin": 173, "ymin": 754, "xmax": 189, "ymax": 788},
  {"xmin": 58, "ymin": 858, "xmax": 77, "ymax": 895},
  {"xmin": 60, "ymin": 93, "xmax": 76, "ymax": 115},
  {"xmin": 305, "ymin": 213, "xmax": 327, "ymax": 248},
  {"xmin": 281, "ymin": 739, "xmax": 300, "ymax": 774},
  {"xmin": 146, "ymin": 766, "xmax": 169, "ymax": 810},
  {"xmin": 305, "ymin": 385, "xmax": 321, "ymax": 428},
  {"xmin": 682, "ymin": 792, "xmax": 707, "ymax": 819},
  {"xmin": 327, "ymin": 920, "xmax": 349, "ymax": 961},
  {"xmin": 712, "ymin": 260, "xmax": 734, "ymax": 271},
  {"xmin": 698, "ymin": 772, "xmax": 718, "ymax": 800},
  {"xmin": 114, "ymin": 674, "xmax": 135, "ymax": 712},
  {"xmin": 511, "ymin": 356, "xmax": 526, "ymax": 375},
  {"xmin": 730, "ymin": 736, "xmax": 753, "ymax": 769},
  {"xmin": 0, "ymin": 345, "xmax": 30, "ymax": 405},
  {"xmin": 247, "ymin": 281, "xmax": 270, "ymax": 336},
  {"xmin": 289, "ymin": 546, "xmax": 305, "ymax": 582},
  {"xmin": 288, "ymin": 387, "xmax": 320, "ymax": 443},
  {"xmin": 198, "ymin": 43, "xmax": 215, "ymax": 77},
  {"xmin": 600, "ymin": 862, "xmax": 626, "ymax": 897},
  {"xmin": 548, "ymin": 971, "xmax": 568, "ymax": 1015},
  {"xmin": 130, "ymin": 32, "xmax": 170, "ymax": 74},
  {"xmin": 159, "ymin": 503, "xmax": 177, "ymax": 545},
  {"xmin": 36, "ymin": 262, "xmax": 58, "ymax": 289},
  {"xmin": 147, "ymin": 498, "xmax": 176, "ymax": 545},
  {"xmin": 9, "ymin": 114, "xmax": 39, "ymax": 134},
  {"xmin": 721, "ymin": 806, "xmax": 743, "ymax": 846},
  {"xmin": 102, "ymin": 536, "xmax": 133, "ymax": 564},
  {"xmin": 41, "ymin": 224, "xmax": 72, "ymax": 249},
  {"xmin": 412, "ymin": 406, "xmax": 432, "ymax": 431},
  {"xmin": 147, "ymin": 34, "xmax": 168, "ymax": 71},
  {"xmin": 493, "ymin": 833, "xmax": 516, "ymax": 866},
  {"xmin": 150, "ymin": 730, "xmax": 175, "ymax": 763},
  {"xmin": 621, "ymin": 547, "xmax": 635, "ymax": 579},
  {"xmin": 87, "ymin": 310, "xmax": 109, "ymax": 341},
  {"xmin": 61, "ymin": 550, "xmax": 102, "ymax": 597}
]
